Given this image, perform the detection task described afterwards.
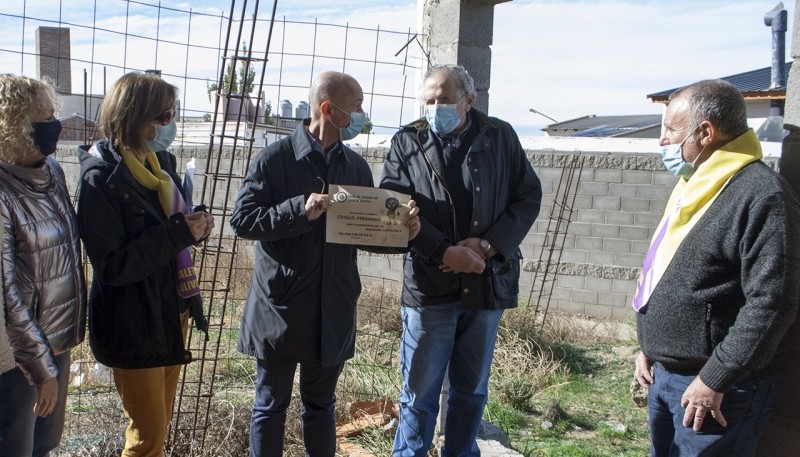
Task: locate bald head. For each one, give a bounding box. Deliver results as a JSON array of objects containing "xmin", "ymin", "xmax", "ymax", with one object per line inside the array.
[{"xmin": 309, "ymin": 71, "xmax": 361, "ymax": 119}]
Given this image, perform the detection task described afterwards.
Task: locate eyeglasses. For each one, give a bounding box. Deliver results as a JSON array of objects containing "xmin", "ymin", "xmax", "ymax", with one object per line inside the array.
[{"xmin": 154, "ymin": 108, "xmax": 175, "ymax": 125}]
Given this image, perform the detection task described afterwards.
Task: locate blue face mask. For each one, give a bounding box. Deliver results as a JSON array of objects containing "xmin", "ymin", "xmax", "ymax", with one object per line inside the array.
[
  {"xmin": 425, "ymin": 102, "xmax": 463, "ymax": 136},
  {"xmin": 661, "ymin": 125, "xmax": 701, "ymax": 179},
  {"xmin": 32, "ymin": 119, "xmax": 62, "ymax": 156},
  {"xmin": 146, "ymin": 119, "xmax": 177, "ymax": 152},
  {"xmin": 330, "ymin": 102, "xmax": 366, "ymax": 141}
]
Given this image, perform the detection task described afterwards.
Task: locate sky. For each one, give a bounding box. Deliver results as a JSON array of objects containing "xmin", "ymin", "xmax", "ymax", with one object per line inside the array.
[{"xmin": 0, "ymin": 0, "xmax": 794, "ymax": 137}]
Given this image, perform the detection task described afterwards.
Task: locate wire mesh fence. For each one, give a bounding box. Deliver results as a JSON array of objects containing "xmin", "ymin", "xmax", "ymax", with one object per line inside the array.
[{"xmin": 0, "ymin": 0, "xmax": 426, "ymax": 454}]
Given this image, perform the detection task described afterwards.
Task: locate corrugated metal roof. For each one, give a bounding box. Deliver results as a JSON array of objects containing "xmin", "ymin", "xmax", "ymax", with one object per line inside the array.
[
  {"xmin": 546, "ymin": 114, "xmax": 661, "ymax": 131},
  {"xmin": 647, "ymin": 62, "xmax": 793, "ymax": 99}
]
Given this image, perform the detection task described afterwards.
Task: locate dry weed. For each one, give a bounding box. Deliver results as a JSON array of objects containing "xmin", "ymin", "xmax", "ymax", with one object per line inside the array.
[{"xmin": 491, "ymin": 327, "xmax": 567, "ymax": 412}]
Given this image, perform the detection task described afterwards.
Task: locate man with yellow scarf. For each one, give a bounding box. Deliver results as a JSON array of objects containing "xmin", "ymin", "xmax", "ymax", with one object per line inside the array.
[{"xmin": 633, "ymin": 79, "xmax": 800, "ymax": 456}]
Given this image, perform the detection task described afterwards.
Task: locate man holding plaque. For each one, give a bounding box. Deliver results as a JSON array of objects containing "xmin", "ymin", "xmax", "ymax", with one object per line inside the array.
[
  {"xmin": 381, "ymin": 64, "xmax": 542, "ymax": 456},
  {"xmin": 231, "ymin": 71, "xmax": 419, "ymax": 457}
]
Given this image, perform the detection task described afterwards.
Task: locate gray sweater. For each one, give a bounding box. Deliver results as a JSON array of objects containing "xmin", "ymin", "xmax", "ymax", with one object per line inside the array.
[{"xmin": 637, "ymin": 161, "xmax": 800, "ymax": 392}]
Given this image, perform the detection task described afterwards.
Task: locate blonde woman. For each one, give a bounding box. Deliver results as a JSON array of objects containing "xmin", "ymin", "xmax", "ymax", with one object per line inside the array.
[
  {"xmin": 0, "ymin": 74, "xmax": 87, "ymax": 456},
  {"xmin": 77, "ymin": 72, "xmax": 213, "ymax": 456}
]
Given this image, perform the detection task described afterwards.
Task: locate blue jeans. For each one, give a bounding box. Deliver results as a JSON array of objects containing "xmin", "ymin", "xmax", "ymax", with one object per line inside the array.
[
  {"xmin": 0, "ymin": 351, "xmax": 70, "ymax": 457},
  {"xmin": 393, "ymin": 302, "xmax": 503, "ymax": 457},
  {"xmin": 249, "ymin": 354, "xmax": 343, "ymax": 457},
  {"xmin": 648, "ymin": 363, "xmax": 782, "ymax": 457}
]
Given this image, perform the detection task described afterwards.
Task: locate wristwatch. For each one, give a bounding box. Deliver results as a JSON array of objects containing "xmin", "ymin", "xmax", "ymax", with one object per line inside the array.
[{"xmin": 479, "ymin": 238, "xmax": 492, "ymax": 258}]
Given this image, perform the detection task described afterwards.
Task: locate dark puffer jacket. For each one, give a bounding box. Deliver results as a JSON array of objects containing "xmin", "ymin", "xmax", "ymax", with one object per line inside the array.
[{"xmin": 0, "ymin": 157, "xmax": 86, "ymax": 384}]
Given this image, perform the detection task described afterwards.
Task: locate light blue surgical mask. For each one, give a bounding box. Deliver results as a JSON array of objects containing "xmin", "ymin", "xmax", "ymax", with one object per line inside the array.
[
  {"xmin": 330, "ymin": 102, "xmax": 366, "ymax": 141},
  {"xmin": 146, "ymin": 119, "xmax": 177, "ymax": 152},
  {"xmin": 425, "ymin": 102, "xmax": 463, "ymax": 136},
  {"xmin": 661, "ymin": 125, "xmax": 701, "ymax": 179}
]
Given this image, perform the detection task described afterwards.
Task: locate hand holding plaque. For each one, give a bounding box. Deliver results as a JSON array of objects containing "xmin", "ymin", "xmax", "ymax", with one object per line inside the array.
[{"xmin": 326, "ymin": 184, "xmax": 414, "ymax": 247}]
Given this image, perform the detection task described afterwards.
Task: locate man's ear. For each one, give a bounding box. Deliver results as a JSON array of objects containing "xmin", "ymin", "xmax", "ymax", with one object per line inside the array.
[
  {"xmin": 698, "ymin": 120, "xmax": 716, "ymax": 147},
  {"xmin": 465, "ymin": 93, "xmax": 476, "ymax": 111},
  {"xmin": 320, "ymin": 100, "xmax": 332, "ymax": 119}
]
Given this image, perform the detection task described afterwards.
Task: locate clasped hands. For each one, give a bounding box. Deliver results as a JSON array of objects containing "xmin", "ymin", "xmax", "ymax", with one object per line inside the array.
[
  {"xmin": 439, "ymin": 237, "xmax": 487, "ymax": 275},
  {"xmin": 184, "ymin": 210, "xmax": 215, "ymax": 242}
]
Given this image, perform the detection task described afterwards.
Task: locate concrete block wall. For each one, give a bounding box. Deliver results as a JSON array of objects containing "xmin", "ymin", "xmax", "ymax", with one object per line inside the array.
[{"xmin": 55, "ymin": 143, "xmax": 778, "ymax": 322}]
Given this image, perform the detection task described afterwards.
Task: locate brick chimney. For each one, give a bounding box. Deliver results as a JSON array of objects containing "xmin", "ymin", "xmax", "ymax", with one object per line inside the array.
[{"xmin": 36, "ymin": 27, "xmax": 71, "ymax": 95}]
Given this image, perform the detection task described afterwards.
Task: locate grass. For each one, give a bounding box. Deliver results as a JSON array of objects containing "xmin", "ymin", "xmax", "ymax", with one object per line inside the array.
[{"xmin": 56, "ymin": 275, "xmax": 650, "ymax": 456}]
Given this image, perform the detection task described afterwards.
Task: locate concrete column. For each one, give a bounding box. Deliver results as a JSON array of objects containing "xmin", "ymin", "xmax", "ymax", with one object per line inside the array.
[
  {"xmin": 419, "ymin": 0, "xmax": 511, "ymax": 114},
  {"xmin": 757, "ymin": 1, "xmax": 800, "ymax": 455}
]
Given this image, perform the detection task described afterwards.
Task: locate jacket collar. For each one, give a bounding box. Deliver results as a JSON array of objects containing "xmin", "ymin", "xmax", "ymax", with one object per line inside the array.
[
  {"xmin": 290, "ymin": 119, "xmax": 352, "ymax": 165},
  {"xmin": 78, "ymin": 139, "xmax": 166, "ymax": 220},
  {"xmin": 0, "ymin": 156, "xmax": 55, "ymax": 193}
]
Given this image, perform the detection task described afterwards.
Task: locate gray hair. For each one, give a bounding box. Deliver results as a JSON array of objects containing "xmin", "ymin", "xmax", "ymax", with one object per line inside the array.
[
  {"xmin": 422, "ymin": 64, "xmax": 476, "ymax": 100},
  {"xmin": 669, "ymin": 79, "xmax": 748, "ymax": 138}
]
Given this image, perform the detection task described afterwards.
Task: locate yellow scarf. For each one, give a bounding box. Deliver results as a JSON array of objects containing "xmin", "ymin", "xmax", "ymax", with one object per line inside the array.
[
  {"xmin": 640, "ymin": 129, "xmax": 762, "ymax": 306},
  {"xmin": 121, "ymin": 150, "xmax": 201, "ymax": 298},
  {"xmin": 120, "ymin": 150, "xmax": 175, "ymax": 213}
]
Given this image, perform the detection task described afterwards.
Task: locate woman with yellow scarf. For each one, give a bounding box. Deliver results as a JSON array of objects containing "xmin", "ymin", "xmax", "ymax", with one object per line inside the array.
[{"xmin": 77, "ymin": 72, "xmax": 213, "ymax": 457}]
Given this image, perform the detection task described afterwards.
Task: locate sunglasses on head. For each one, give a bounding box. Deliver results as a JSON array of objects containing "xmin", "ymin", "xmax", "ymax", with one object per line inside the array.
[{"xmin": 154, "ymin": 108, "xmax": 175, "ymax": 125}]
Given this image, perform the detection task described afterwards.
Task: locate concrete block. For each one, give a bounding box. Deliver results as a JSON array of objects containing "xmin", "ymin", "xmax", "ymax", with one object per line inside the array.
[
  {"xmin": 555, "ymin": 274, "xmax": 586, "ymax": 289},
  {"xmin": 605, "ymin": 210, "xmax": 635, "ymax": 225},
  {"xmin": 619, "ymin": 225, "xmax": 651, "ymax": 241},
  {"xmin": 653, "ymin": 171, "xmax": 679, "ymax": 186},
  {"xmin": 577, "ymin": 209, "xmax": 606, "ymax": 223},
  {"xmin": 370, "ymin": 257, "xmax": 391, "ymax": 271},
  {"xmin": 593, "ymin": 196, "xmax": 621, "ymax": 211},
  {"xmin": 636, "ymin": 185, "xmax": 671, "ymax": 199},
  {"xmin": 579, "ymin": 181, "xmax": 609, "ymax": 196},
  {"xmin": 572, "ymin": 289, "xmax": 599, "ymax": 305},
  {"xmin": 621, "ymin": 197, "xmax": 650, "ymax": 212},
  {"xmin": 571, "ymin": 195, "xmax": 593, "ymax": 210},
  {"xmin": 612, "ymin": 278, "xmax": 637, "ymax": 294},
  {"xmin": 585, "ymin": 276, "xmax": 613, "ymax": 292},
  {"xmin": 567, "ymin": 222, "xmax": 591, "ymax": 236},
  {"xmin": 622, "ymin": 170, "xmax": 653, "ymax": 185},
  {"xmin": 560, "ymin": 249, "xmax": 588, "ymax": 263},
  {"xmin": 558, "ymin": 301, "xmax": 587, "ymax": 315},
  {"xmin": 631, "ymin": 240, "xmax": 651, "ymax": 255},
  {"xmin": 609, "ymin": 183, "xmax": 639, "ymax": 198},
  {"xmin": 538, "ymin": 167, "xmax": 565, "ymax": 180},
  {"xmin": 615, "ymin": 253, "xmax": 646, "ymax": 268},
  {"xmin": 598, "ymin": 292, "xmax": 628, "ymax": 307},
  {"xmin": 593, "ymin": 168, "xmax": 623, "ymax": 183},
  {"xmin": 576, "ymin": 236, "xmax": 603, "ymax": 251},
  {"xmin": 590, "ymin": 223, "xmax": 620, "ymax": 238},
  {"xmin": 635, "ymin": 212, "xmax": 662, "ymax": 227},
  {"xmin": 587, "ymin": 251, "xmax": 616, "ymax": 266},
  {"xmin": 603, "ymin": 239, "xmax": 632, "ymax": 254}
]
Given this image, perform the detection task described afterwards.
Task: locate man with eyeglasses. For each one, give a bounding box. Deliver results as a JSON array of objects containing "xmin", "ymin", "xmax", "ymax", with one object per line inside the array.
[
  {"xmin": 633, "ymin": 79, "xmax": 800, "ymax": 456},
  {"xmin": 380, "ymin": 64, "xmax": 542, "ymax": 456},
  {"xmin": 231, "ymin": 71, "xmax": 420, "ymax": 457}
]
